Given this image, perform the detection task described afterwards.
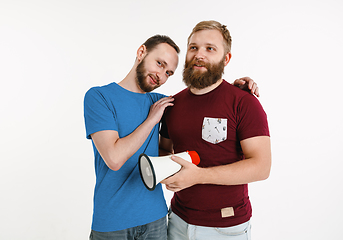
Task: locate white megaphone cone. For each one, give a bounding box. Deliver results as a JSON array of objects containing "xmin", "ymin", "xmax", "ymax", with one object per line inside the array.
[{"xmin": 139, "ymin": 151, "xmax": 200, "ymax": 191}]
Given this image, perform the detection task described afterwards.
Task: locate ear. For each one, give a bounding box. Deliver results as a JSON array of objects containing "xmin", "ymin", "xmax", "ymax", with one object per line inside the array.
[
  {"xmin": 137, "ymin": 45, "xmax": 147, "ymax": 62},
  {"xmin": 224, "ymin": 52, "xmax": 232, "ymax": 66}
]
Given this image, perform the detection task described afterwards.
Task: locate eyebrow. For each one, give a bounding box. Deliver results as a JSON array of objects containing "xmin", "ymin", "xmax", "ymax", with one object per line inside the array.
[
  {"xmin": 189, "ymin": 42, "xmax": 218, "ymax": 48},
  {"xmin": 158, "ymin": 59, "xmax": 174, "ymax": 75},
  {"xmin": 160, "ymin": 59, "xmax": 168, "ymax": 66},
  {"xmin": 167, "ymin": 67, "xmax": 174, "ymax": 75},
  {"xmin": 205, "ymin": 43, "xmax": 218, "ymax": 48}
]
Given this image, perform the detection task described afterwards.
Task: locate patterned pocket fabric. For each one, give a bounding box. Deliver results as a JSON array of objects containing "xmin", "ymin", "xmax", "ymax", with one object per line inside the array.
[{"xmin": 202, "ymin": 117, "xmax": 227, "ymax": 144}]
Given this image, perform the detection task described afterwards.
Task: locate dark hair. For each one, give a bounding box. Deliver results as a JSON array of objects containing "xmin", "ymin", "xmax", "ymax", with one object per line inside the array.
[{"xmin": 143, "ymin": 35, "xmax": 180, "ymax": 54}]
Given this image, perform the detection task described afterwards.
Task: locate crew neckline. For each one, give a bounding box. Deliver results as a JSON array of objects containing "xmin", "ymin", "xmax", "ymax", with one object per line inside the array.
[{"xmin": 187, "ymin": 79, "xmax": 227, "ymax": 97}]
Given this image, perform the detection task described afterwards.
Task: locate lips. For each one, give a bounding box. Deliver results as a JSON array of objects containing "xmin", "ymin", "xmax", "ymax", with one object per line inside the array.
[
  {"xmin": 192, "ymin": 60, "xmax": 207, "ymax": 70},
  {"xmin": 148, "ymin": 74, "xmax": 159, "ymax": 85},
  {"xmin": 194, "ymin": 63, "xmax": 204, "ymax": 67},
  {"xmin": 193, "ymin": 63, "xmax": 207, "ymax": 70}
]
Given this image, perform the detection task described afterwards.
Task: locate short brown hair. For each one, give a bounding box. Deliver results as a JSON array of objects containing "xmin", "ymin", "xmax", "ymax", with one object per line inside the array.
[
  {"xmin": 188, "ymin": 20, "xmax": 232, "ymax": 53},
  {"xmin": 143, "ymin": 35, "xmax": 180, "ymax": 54}
]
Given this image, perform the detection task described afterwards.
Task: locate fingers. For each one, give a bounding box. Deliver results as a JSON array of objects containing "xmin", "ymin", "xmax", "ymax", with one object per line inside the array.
[
  {"xmin": 148, "ymin": 96, "xmax": 174, "ymax": 124},
  {"xmin": 253, "ymin": 85, "xmax": 260, "ymax": 97},
  {"xmin": 160, "ymin": 175, "xmax": 174, "ymax": 186},
  {"xmin": 247, "ymin": 78, "xmax": 254, "ymax": 89},
  {"xmin": 162, "ymin": 177, "xmax": 181, "ymax": 192},
  {"xmin": 237, "ymin": 77, "xmax": 251, "ymax": 86},
  {"xmin": 165, "ymin": 184, "xmax": 180, "ymax": 192},
  {"xmin": 170, "ymin": 155, "xmax": 188, "ymax": 164},
  {"xmin": 233, "ymin": 78, "xmax": 246, "ymax": 87},
  {"xmin": 154, "ymin": 96, "xmax": 174, "ymax": 107},
  {"xmin": 150, "ymin": 97, "xmax": 174, "ymax": 113},
  {"xmin": 248, "ymin": 82, "xmax": 259, "ymax": 97},
  {"xmin": 237, "ymin": 77, "xmax": 260, "ymax": 98}
]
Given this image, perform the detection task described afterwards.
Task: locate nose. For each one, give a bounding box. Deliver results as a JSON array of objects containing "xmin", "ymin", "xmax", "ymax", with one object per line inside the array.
[
  {"xmin": 195, "ymin": 48, "xmax": 206, "ymax": 61},
  {"xmin": 195, "ymin": 55, "xmax": 204, "ymax": 62},
  {"xmin": 155, "ymin": 70, "xmax": 165, "ymax": 84}
]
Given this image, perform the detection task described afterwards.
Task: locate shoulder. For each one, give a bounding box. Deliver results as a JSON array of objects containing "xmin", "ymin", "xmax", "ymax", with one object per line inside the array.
[
  {"xmin": 221, "ymin": 80, "xmax": 250, "ymax": 97},
  {"xmin": 85, "ymin": 82, "xmax": 115, "ymax": 94},
  {"xmin": 220, "ymin": 80, "xmax": 265, "ymax": 114},
  {"xmin": 84, "ymin": 86, "xmax": 101, "ymax": 101},
  {"xmin": 173, "ymin": 88, "xmax": 189, "ymax": 99},
  {"xmin": 148, "ymin": 92, "xmax": 167, "ymax": 102},
  {"xmin": 84, "ymin": 82, "xmax": 120, "ymax": 99},
  {"xmin": 239, "ymin": 90, "xmax": 263, "ymax": 108},
  {"xmin": 217, "ymin": 80, "xmax": 254, "ymax": 106}
]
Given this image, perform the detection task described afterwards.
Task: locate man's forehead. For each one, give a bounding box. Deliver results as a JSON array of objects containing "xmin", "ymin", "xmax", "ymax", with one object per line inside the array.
[
  {"xmin": 151, "ymin": 43, "xmax": 178, "ymax": 66},
  {"xmin": 188, "ymin": 29, "xmax": 224, "ymax": 45},
  {"xmin": 152, "ymin": 43, "xmax": 177, "ymax": 54}
]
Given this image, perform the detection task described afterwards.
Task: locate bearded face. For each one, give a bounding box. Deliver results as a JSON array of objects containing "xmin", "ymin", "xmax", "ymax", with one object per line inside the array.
[
  {"xmin": 136, "ymin": 56, "xmax": 159, "ymax": 93},
  {"xmin": 182, "ymin": 56, "xmax": 225, "ymax": 89}
]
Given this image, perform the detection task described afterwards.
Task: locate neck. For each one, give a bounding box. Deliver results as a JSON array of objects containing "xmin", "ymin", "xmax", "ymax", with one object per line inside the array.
[{"xmin": 189, "ymin": 78, "xmax": 223, "ymax": 95}]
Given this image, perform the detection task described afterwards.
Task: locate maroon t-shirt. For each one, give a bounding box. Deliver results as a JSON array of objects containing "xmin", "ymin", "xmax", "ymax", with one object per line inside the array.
[{"xmin": 160, "ymin": 80, "xmax": 270, "ymax": 227}]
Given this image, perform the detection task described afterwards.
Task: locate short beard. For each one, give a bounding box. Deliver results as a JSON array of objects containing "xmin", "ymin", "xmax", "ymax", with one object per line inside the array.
[
  {"xmin": 136, "ymin": 57, "xmax": 156, "ymax": 93},
  {"xmin": 182, "ymin": 57, "xmax": 225, "ymax": 89}
]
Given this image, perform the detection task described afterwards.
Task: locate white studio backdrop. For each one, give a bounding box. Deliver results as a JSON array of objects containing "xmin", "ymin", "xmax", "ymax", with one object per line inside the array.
[{"xmin": 1, "ymin": 0, "xmax": 342, "ymax": 239}]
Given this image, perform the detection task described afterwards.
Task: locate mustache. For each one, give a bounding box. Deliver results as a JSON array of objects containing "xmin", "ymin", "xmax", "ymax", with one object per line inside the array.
[
  {"xmin": 194, "ymin": 60, "xmax": 206, "ymax": 67},
  {"xmin": 186, "ymin": 58, "xmax": 210, "ymax": 69},
  {"xmin": 186, "ymin": 58, "xmax": 207, "ymax": 68}
]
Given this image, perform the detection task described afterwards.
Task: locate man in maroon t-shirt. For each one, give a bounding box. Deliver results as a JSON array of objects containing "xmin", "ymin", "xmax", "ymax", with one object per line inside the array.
[{"xmin": 160, "ymin": 20, "xmax": 271, "ymax": 240}]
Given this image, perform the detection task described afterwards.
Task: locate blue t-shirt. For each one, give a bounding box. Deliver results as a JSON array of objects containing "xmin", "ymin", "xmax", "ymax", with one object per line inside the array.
[{"xmin": 84, "ymin": 82, "xmax": 168, "ymax": 232}]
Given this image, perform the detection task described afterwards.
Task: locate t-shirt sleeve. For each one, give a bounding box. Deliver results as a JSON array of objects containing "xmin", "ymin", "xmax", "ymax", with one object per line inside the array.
[
  {"xmin": 236, "ymin": 94, "xmax": 270, "ymax": 141},
  {"xmin": 83, "ymin": 87, "xmax": 118, "ymax": 139}
]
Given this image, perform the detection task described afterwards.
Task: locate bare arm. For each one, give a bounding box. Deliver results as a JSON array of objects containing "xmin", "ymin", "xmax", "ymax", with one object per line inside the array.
[
  {"xmin": 162, "ymin": 136, "xmax": 271, "ymax": 192},
  {"xmin": 159, "ymin": 136, "xmax": 174, "ymax": 156},
  {"xmin": 199, "ymin": 136, "xmax": 271, "ymax": 185},
  {"xmin": 92, "ymin": 96, "xmax": 174, "ymax": 171}
]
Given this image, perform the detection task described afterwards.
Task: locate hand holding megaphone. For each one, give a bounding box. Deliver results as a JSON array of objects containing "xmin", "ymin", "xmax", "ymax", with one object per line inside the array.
[{"xmin": 139, "ymin": 151, "xmax": 200, "ymax": 191}]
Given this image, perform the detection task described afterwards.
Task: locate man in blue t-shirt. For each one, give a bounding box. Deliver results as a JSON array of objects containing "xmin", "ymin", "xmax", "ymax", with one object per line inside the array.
[
  {"xmin": 84, "ymin": 35, "xmax": 180, "ymax": 240},
  {"xmin": 84, "ymin": 34, "xmax": 259, "ymax": 240}
]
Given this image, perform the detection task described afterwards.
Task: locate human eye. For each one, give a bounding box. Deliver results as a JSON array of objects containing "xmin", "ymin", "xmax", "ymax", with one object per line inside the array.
[
  {"xmin": 207, "ymin": 46, "xmax": 215, "ymax": 51},
  {"xmin": 189, "ymin": 46, "xmax": 197, "ymax": 50},
  {"xmin": 157, "ymin": 61, "xmax": 162, "ymax": 66}
]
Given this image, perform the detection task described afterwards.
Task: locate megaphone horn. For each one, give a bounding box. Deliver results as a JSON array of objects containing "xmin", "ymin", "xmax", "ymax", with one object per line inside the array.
[{"xmin": 138, "ymin": 151, "xmax": 200, "ymax": 191}]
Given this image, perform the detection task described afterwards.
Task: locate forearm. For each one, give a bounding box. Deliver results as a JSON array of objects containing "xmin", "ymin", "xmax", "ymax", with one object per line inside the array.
[
  {"xmin": 92, "ymin": 118, "xmax": 157, "ymax": 171},
  {"xmin": 198, "ymin": 136, "xmax": 271, "ymax": 185},
  {"xmin": 198, "ymin": 157, "xmax": 271, "ymax": 186},
  {"xmin": 115, "ymin": 120, "xmax": 157, "ymax": 165},
  {"xmin": 159, "ymin": 136, "xmax": 174, "ymax": 156},
  {"xmin": 93, "ymin": 97, "xmax": 175, "ymax": 171}
]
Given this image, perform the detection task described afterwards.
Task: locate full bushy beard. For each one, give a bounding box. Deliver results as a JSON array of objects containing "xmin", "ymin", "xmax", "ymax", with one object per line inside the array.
[
  {"xmin": 183, "ymin": 57, "xmax": 225, "ymax": 89},
  {"xmin": 136, "ymin": 57, "xmax": 158, "ymax": 93}
]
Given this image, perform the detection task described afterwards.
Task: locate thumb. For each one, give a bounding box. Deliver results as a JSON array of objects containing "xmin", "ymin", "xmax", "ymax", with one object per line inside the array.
[{"xmin": 170, "ymin": 155, "xmax": 192, "ymax": 166}]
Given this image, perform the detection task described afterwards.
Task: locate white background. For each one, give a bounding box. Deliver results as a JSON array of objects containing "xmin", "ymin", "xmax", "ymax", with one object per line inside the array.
[{"xmin": 1, "ymin": 0, "xmax": 342, "ymax": 239}]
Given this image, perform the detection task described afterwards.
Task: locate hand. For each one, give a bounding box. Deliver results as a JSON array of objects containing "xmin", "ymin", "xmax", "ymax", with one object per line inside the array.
[
  {"xmin": 147, "ymin": 96, "xmax": 174, "ymax": 125},
  {"xmin": 233, "ymin": 77, "xmax": 260, "ymax": 97},
  {"xmin": 161, "ymin": 155, "xmax": 202, "ymax": 192}
]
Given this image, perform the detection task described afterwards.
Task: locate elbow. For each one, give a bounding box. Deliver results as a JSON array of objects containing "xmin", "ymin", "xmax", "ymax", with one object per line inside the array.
[
  {"xmin": 259, "ymin": 161, "xmax": 271, "ymax": 181},
  {"xmin": 260, "ymin": 170, "xmax": 270, "ymax": 181},
  {"xmin": 104, "ymin": 157, "xmax": 125, "ymax": 171},
  {"xmin": 108, "ymin": 163, "xmax": 122, "ymax": 171}
]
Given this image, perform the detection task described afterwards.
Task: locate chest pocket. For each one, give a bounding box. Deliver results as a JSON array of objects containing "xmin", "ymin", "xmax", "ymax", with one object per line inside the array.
[{"xmin": 202, "ymin": 117, "xmax": 227, "ymax": 144}]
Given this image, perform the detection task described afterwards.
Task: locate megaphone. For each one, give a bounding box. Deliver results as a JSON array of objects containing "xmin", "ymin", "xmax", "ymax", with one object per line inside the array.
[{"xmin": 139, "ymin": 151, "xmax": 200, "ymax": 191}]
